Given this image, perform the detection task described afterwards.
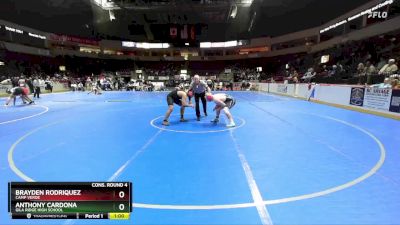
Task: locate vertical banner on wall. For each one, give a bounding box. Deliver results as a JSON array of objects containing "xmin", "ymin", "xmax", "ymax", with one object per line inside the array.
[
  {"xmin": 170, "ymin": 26, "xmax": 177, "ymax": 39},
  {"xmin": 389, "ymin": 89, "xmax": 400, "ymax": 113},
  {"xmin": 190, "ymin": 25, "xmax": 195, "ymax": 40},
  {"xmin": 349, "ymin": 87, "xmax": 365, "ymax": 106},
  {"xmin": 181, "ymin": 25, "xmax": 188, "ymax": 39},
  {"xmin": 363, "ymin": 88, "xmax": 392, "ymax": 111}
]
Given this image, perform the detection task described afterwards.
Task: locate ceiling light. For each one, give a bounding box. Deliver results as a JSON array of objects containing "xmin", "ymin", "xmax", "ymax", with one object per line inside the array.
[
  {"xmin": 230, "ymin": 5, "xmax": 238, "ymax": 18},
  {"xmin": 109, "ymin": 10, "xmax": 116, "ymax": 21}
]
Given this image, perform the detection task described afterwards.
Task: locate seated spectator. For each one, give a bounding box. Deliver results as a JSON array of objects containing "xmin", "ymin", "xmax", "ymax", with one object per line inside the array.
[
  {"xmin": 328, "ymin": 65, "xmax": 338, "ymax": 77},
  {"xmin": 0, "ymin": 78, "xmax": 12, "ymax": 85},
  {"xmin": 336, "ymin": 62, "xmax": 344, "ymax": 73},
  {"xmin": 379, "ymin": 59, "xmax": 398, "ymax": 75},
  {"xmin": 365, "ymin": 61, "xmax": 377, "ymax": 84},
  {"xmin": 391, "ymin": 79, "xmax": 399, "ymax": 89},
  {"xmin": 356, "ymin": 63, "xmax": 366, "ymax": 77},
  {"xmin": 78, "ymin": 82, "xmax": 84, "ymax": 91},
  {"xmin": 370, "ymin": 78, "xmax": 392, "ymax": 88},
  {"xmin": 246, "ymin": 82, "xmax": 253, "ymax": 91},
  {"xmin": 148, "ymin": 81, "xmax": 154, "ymax": 91},
  {"xmin": 287, "ymin": 70, "xmax": 300, "ymax": 83},
  {"xmin": 241, "ymin": 80, "xmax": 247, "ymax": 90},
  {"xmin": 71, "ymin": 83, "xmax": 77, "ymax": 91},
  {"xmin": 45, "ymin": 79, "xmax": 53, "ymax": 92},
  {"xmin": 126, "ymin": 81, "xmax": 135, "ymax": 91}
]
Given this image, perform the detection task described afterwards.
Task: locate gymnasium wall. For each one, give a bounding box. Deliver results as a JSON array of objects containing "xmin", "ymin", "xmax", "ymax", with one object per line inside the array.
[{"xmin": 254, "ymin": 83, "xmax": 400, "ymax": 119}]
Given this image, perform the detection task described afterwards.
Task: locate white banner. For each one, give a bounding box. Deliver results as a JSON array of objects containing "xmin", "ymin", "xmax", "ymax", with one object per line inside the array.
[
  {"xmin": 295, "ymin": 84, "xmax": 315, "ymax": 99},
  {"xmin": 159, "ymin": 76, "xmax": 170, "ymax": 81},
  {"xmin": 277, "ymin": 84, "xmax": 288, "ymax": 94},
  {"xmin": 363, "ymin": 88, "xmax": 392, "ymax": 111},
  {"xmin": 272, "ymin": 84, "xmax": 295, "ymax": 95}
]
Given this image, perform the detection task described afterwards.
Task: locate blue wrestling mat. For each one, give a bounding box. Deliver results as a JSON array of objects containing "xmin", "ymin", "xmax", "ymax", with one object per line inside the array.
[{"xmin": 1, "ymin": 91, "xmax": 399, "ymax": 225}]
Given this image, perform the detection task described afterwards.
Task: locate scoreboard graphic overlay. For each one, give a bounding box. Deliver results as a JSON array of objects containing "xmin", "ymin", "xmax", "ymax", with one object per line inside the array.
[{"xmin": 8, "ymin": 182, "xmax": 132, "ymax": 220}]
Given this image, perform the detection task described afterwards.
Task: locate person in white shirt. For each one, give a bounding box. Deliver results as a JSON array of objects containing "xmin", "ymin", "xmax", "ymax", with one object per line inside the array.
[{"xmin": 301, "ymin": 68, "xmax": 316, "ymax": 83}]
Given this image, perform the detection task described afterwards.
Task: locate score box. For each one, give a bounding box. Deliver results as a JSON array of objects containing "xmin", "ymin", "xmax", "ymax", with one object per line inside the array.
[
  {"xmin": 12, "ymin": 212, "xmax": 130, "ymax": 220},
  {"xmin": 8, "ymin": 182, "xmax": 132, "ymax": 220}
]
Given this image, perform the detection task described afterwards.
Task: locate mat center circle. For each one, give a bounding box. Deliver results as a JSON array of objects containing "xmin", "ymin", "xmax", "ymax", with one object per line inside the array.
[{"xmin": 150, "ymin": 114, "xmax": 246, "ymax": 133}]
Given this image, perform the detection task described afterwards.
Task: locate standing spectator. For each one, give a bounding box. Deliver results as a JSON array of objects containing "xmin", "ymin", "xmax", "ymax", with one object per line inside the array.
[
  {"xmin": 365, "ymin": 61, "xmax": 377, "ymax": 84},
  {"xmin": 377, "ymin": 57, "xmax": 387, "ymax": 71},
  {"xmin": 39, "ymin": 78, "xmax": 45, "ymax": 92},
  {"xmin": 11, "ymin": 76, "xmax": 19, "ymax": 87},
  {"xmin": 206, "ymin": 78, "xmax": 214, "ymax": 91},
  {"xmin": 290, "ymin": 70, "xmax": 300, "ymax": 83},
  {"xmin": 18, "ymin": 76, "xmax": 26, "ymax": 87},
  {"xmin": 365, "ymin": 61, "xmax": 377, "ymax": 75},
  {"xmin": 26, "ymin": 77, "xmax": 34, "ymax": 94},
  {"xmin": 229, "ymin": 79, "xmax": 234, "ymax": 91}
]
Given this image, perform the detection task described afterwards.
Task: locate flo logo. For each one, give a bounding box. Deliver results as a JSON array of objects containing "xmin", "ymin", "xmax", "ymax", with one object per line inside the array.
[{"xmin": 367, "ymin": 11, "xmax": 388, "ymax": 19}]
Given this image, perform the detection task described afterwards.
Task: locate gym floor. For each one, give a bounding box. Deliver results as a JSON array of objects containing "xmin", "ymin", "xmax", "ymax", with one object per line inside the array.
[{"xmin": 1, "ymin": 91, "xmax": 399, "ymax": 225}]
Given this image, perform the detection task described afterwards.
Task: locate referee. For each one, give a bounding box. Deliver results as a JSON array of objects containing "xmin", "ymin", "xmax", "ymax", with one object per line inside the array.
[{"xmin": 189, "ymin": 75, "xmax": 211, "ymax": 121}]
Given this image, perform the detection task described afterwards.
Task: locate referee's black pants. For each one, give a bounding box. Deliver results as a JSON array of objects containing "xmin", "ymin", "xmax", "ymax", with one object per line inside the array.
[
  {"xmin": 34, "ymin": 87, "xmax": 40, "ymax": 98},
  {"xmin": 195, "ymin": 92, "xmax": 207, "ymax": 118}
]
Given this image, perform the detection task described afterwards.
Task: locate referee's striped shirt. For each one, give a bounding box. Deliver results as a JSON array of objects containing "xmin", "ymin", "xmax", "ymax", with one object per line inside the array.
[{"xmin": 189, "ymin": 80, "xmax": 209, "ymax": 94}]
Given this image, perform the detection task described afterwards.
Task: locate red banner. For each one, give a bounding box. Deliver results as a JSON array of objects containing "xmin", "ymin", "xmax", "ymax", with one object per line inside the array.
[
  {"xmin": 49, "ymin": 34, "xmax": 99, "ymax": 46},
  {"xmin": 170, "ymin": 27, "xmax": 177, "ymax": 38},
  {"xmin": 190, "ymin": 25, "xmax": 195, "ymax": 40}
]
